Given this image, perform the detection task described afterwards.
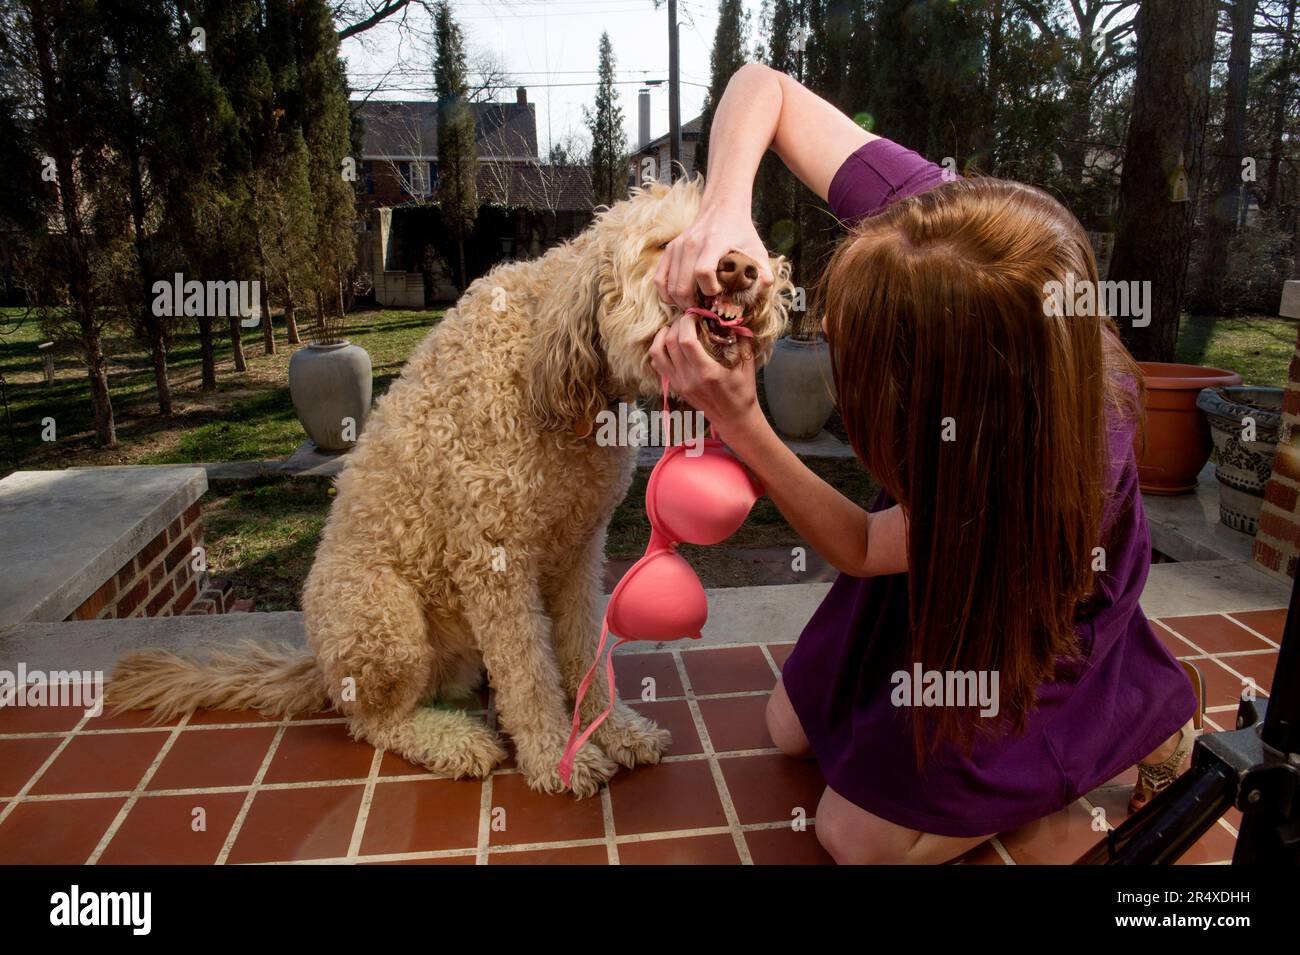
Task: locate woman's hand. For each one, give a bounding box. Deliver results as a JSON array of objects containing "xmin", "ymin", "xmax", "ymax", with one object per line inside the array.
[
  {"xmin": 649, "ymin": 312, "xmax": 766, "ymax": 443},
  {"xmin": 654, "ymin": 200, "xmax": 774, "ymax": 310}
]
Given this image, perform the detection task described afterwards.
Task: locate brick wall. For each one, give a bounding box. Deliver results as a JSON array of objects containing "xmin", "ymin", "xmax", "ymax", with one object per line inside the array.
[
  {"xmin": 1253, "ymin": 332, "xmax": 1300, "ymax": 579},
  {"xmin": 64, "ymin": 501, "xmax": 239, "ymax": 620}
]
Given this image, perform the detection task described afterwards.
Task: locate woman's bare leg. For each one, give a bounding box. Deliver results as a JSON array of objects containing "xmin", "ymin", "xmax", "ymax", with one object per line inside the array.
[
  {"xmin": 815, "ymin": 785, "xmax": 993, "ymax": 865},
  {"xmin": 766, "ymin": 676, "xmax": 813, "ymax": 758}
]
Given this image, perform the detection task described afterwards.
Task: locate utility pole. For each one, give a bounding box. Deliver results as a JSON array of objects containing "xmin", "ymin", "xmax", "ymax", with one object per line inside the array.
[{"xmin": 668, "ymin": 0, "xmax": 681, "ymax": 182}]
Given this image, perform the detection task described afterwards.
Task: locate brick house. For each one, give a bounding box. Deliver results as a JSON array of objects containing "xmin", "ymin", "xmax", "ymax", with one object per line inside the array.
[
  {"xmin": 628, "ymin": 114, "xmax": 702, "ymax": 186},
  {"xmin": 352, "ymin": 89, "xmax": 594, "ymax": 305}
]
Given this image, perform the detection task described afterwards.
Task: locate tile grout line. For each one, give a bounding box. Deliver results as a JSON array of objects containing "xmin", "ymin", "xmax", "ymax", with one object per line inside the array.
[
  {"xmin": 215, "ymin": 719, "xmax": 290, "ymax": 865},
  {"xmin": 600, "ymin": 786, "xmax": 619, "ymax": 865},
  {"xmin": 989, "ymin": 837, "xmax": 1015, "ymax": 865},
  {"xmin": 85, "ymin": 711, "xmax": 194, "ymax": 864},
  {"xmin": 0, "ymin": 707, "xmax": 94, "ymax": 829},
  {"xmin": 346, "ymin": 746, "xmax": 386, "ymax": 860},
  {"xmin": 1155, "ymin": 620, "xmax": 1271, "ymax": 701},
  {"xmin": 475, "ymin": 774, "xmax": 494, "ymax": 865},
  {"xmin": 671, "ymin": 649, "xmax": 753, "ymax": 865}
]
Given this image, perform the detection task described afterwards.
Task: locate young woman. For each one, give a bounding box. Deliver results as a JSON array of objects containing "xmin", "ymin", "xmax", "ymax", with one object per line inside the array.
[{"xmin": 649, "ymin": 64, "xmax": 1201, "ymax": 865}]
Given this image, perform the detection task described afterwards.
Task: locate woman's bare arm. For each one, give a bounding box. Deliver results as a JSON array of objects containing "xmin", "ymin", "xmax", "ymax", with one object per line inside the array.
[{"xmin": 655, "ymin": 63, "xmax": 876, "ymax": 309}]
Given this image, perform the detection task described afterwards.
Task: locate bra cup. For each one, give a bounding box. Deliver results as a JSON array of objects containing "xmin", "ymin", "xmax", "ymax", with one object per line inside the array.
[
  {"xmin": 606, "ymin": 550, "xmax": 707, "ymax": 642},
  {"xmin": 649, "ymin": 441, "xmax": 763, "ymax": 546}
]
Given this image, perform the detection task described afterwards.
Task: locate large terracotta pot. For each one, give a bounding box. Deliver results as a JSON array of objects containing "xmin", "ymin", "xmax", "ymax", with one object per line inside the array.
[
  {"xmin": 763, "ymin": 336, "xmax": 836, "ymax": 439},
  {"xmin": 1138, "ymin": 362, "xmax": 1242, "ymax": 495},
  {"xmin": 288, "ymin": 341, "xmax": 373, "ymax": 452}
]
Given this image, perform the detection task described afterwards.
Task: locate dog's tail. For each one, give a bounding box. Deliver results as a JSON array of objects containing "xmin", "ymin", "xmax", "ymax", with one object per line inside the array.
[{"xmin": 108, "ymin": 641, "xmax": 328, "ymax": 723}]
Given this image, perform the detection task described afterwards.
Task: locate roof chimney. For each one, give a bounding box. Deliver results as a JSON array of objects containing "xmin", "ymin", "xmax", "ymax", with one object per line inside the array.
[
  {"xmin": 638, "ymin": 89, "xmax": 651, "ymax": 149},
  {"xmin": 516, "ymin": 86, "xmax": 527, "ymax": 105}
]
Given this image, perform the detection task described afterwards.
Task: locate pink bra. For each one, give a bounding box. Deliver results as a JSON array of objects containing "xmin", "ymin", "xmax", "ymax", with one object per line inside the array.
[{"xmin": 559, "ymin": 308, "xmax": 762, "ymax": 785}]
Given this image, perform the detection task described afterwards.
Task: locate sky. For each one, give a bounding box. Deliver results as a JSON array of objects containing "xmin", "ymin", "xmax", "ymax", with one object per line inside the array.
[{"xmin": 340, "ymin": 0, "xmax": 766, "ymax": 156}]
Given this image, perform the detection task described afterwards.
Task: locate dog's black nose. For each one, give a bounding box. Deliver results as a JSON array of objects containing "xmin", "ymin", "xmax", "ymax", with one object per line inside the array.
[{"xmin": 717, "ymin": 252, "xmax": 760, "ymax": 293}]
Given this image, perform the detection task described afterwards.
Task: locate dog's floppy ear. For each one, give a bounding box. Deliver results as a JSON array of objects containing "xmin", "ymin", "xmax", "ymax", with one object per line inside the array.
[{"xmin": 525, "ymin": 234, "xmax": 610, "ymax": 434}]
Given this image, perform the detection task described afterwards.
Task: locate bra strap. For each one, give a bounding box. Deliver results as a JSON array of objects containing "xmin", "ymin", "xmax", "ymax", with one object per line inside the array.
[{"xmin": 558, "ymin": 616, "xmax": 630, "ymax": 787}]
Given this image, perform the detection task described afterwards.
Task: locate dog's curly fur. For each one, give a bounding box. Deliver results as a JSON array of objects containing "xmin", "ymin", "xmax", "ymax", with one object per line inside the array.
[{"xmin": 110, "ymin": 177, "xmax": 792, "ymax": 796}]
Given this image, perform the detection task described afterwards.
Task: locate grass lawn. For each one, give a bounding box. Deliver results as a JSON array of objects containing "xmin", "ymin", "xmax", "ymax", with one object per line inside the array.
[
  {"xmin": 1175, "ymin": 312, "xmax": 1297, "ymax": 386},
  {"xmin": 2, "ymin": 306, "xmax": 1291, "ymax": 605},
  {"xmin": 0, "ymin": 307, "xmax": 440, "ymax": 474}
]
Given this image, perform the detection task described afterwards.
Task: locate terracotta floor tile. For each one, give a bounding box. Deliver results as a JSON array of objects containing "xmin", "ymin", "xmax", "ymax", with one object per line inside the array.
[
  {"xmin": 1200, "ymin": 657, "xmax": 1252, "ymax": 709},
  {"xmin": 290, "ymin": 708, "xmax": 343, "ymax": 721},
  {"xmin": 718, "ymin": 753, "xmax": 825, "ymax": 826},
  {"xmin": 745, "ymin": 825, "xmax": 833, "ymax": 865},
  {"xmin": 0, "ymin": 701, "xmax": 86, "ymax": 734},
  {"xmin": 1226, "ymin": 609, "xmax": 1286, "ymax": 643},
  {"xmin": 491, "ymin": 844, "xmax": 608, "ymax": 864},
  {"xmin": 86, "ymin": 707, "xmax": 180, "ymax": 731},
  {"xmin": 1215, "ymin": 652, "xmax": 1278, "ymax": 697},
  {"xmin": 359, "ymin": 778, "xmax": 482, "ymax": 855},
  {"xmin": 608, "ymin": 760, "xmax": 726, "ymax": 835},
  {"xmin": 1150, "ymin": 622, "xmax": 1198, "ymax": 658},
  {"xmin": 628, "ymin": 699, "xmax": 701, "ymax": 756},
  {"xmin": 952, "ymin": 840, "xmax": 1006, "ymax": 865},
  {"xmin": 1156, "ymin": 615, "xmax": 1273, "ymax": 654},
  {"xmin": 379, "ymin": 750, "xmax": 432, "ymax": 777},
  {"xmin": 188, "ymin": 708, "xmax": 281, "ymax": 725},
  {"xmin": 768, "ymin": 643, "xmax": 796, "ymax": 669},
  {"xmin": 226, "ymin": 785, "xmax": 363, "ymax": 863},
  {"xmin": 147, "ymin": 727, "xmax": 277, "ymax": 791},
  {"xmin": 613, "ymin": 651, "xmax": 683, "ymax": 699},
  {"xmin": 1000, "ymin": 801, "xmax": 1107, "ymax": 864},
  {"xmin": 263, "ymin": 723, "xmax": 374, "ymax": 783},
  {"xmin": 1175, "ymin": 820, "xmax": 1238, "ymax": 865},
  {"xmin": 0, "ymin": 798, "xmax": 125, "ymax": 864},
  {"xmin": 488, "ymin": 772, "xmax": 604, "ymax": 846},
  {"xmin": 98, "ymin": 791, "xmax": 246, "ymax": 864},
  {"xmin": 617, "ymin": 833, "xmax": 741, "ymax": 864},
  {"xmin": 29, "ymin": 732, "xmax": 167, "ymax": 795},
  {"xmin": 0, "ymin": 738, "xmax": 59, "ymax": 796},
  {"xmin": 697, "ymin": 695, "xmax": 774, "ymax": 753},
  {"xmin": 680, "ymin": 646, "xmax": 776, "ymax": 696}
]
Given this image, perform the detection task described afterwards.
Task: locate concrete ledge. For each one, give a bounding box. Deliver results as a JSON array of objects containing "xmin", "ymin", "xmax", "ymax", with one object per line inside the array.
[
  {"xmin": 0, "ymin": 611, "xmax": 306, "ymax": 674},
  {"xmin": 1139, "ymin": 559, "xmax": 1290, "ymax": 618},
  {"xmin": 0, "ymin": 467, "xmax": 207, "ymax": 629},
  {"xmin": 1143, "ymin": 462, "xmax": 1254, "ymax": 563}
]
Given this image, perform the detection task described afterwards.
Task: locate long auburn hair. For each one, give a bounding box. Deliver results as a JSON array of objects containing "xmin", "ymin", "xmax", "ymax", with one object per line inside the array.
[{"xmin": 818, "ymin": 176, "xmax": 1142, "ymax": 762}]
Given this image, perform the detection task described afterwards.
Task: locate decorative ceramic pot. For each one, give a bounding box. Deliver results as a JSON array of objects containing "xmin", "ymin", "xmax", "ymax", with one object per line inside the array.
[
  {"xmin": 288, "ymin": 341, "xmax": 373, "ymax": 453},
  {"xmin": 763, "ymin": 336, "xmax": 836, "ymax": 440},
  {"xmin": 1196, "ymin": 385, "xmax": 1283, "ymax": 535},
  {"xmin": 1137, "ymin": 362, "xmax": 1242, "ymax": 495}
]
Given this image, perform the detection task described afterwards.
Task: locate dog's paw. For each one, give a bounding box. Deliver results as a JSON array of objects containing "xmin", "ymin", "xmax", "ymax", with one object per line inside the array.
[
  {"xmin": 434, "ymin": 726, "xmax": 509, "ymax": 779},
  {"xmin": 520, "ymin": 741, "xmax": 618, "ymax": 799},
  {"xmin": 389, "ymin": 711, "xmax": 506, "ymax": 778},
  {"xmin": 595, "ymin": 705, "xmax": 671, "ymax": 769}
]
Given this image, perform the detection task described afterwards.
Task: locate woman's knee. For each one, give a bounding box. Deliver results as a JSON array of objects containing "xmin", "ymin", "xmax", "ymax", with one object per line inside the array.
[{"xmin": 766, "ymin": 678, "xmax": 813, "ymax": 759}]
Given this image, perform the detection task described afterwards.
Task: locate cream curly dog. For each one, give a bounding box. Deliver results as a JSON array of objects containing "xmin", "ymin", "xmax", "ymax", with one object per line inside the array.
[{"xmin": 109, "ymin": 176, "xmax": 791, "ymax": 796}]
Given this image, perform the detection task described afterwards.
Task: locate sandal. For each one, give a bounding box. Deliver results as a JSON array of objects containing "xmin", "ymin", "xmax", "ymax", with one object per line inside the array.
[{"xmin": 1128, "ymin": 661, "xmax": 1206, "ymax": 814}]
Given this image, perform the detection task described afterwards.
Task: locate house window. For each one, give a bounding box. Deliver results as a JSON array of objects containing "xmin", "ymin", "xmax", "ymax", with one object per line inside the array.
[{"xmin": 399, "ymin": 161, "xmax": 432, "ymax": 198}]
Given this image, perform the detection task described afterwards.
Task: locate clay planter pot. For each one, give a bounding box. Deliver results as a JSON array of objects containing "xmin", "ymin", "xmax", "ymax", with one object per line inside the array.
[
  {"xmin": 1196, "ymin": 385, "xmax": 1283, "ymax": 535},
  {"xmin": 763, "ymin": 336, "xmax": 836, "ymax": 440},
  {"xmin": 1137, "ymin": 362, "xmax": 1242, "ymax": 495},
  {"xmin": 288, "ymin": 341, "xmax": 373, "ymax": 452}
]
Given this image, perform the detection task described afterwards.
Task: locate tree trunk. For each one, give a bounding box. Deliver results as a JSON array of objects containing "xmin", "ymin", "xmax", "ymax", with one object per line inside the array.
[
  {"xmin": 228, "ymin": 316, "xmax": 247, "ymax": 372},
  {"xmin": 1198, "ymin": 0, "xmax": 1257, "ymax": 311},
  {"xmin": 457, "ymin": 233, "xmax": 468, "ymax": 293},
  {"xmin": 197, "ymin": 315, "xmax": 217, "ymax": 391},
  {"xmin": 30, "ymin": 2, "xmax": 115, "ymax": 445},
  {"xmin": 259, "ymin": 268, "xmax": 275, "ymax": 355},
  {"xmin": 1108, "ymin": 0, "xmax": 1217, "ymax": 362},
  {"xmin": 284, "ymin": 285, "xmax": 301, "ymax": 344},
  {"xmin": 150, "ymin": 336, "xmax": 172, "ymax": 416},
  {"xmin": 1265, "ymin": 0, "xmax": 1297, "ymax": 209}
]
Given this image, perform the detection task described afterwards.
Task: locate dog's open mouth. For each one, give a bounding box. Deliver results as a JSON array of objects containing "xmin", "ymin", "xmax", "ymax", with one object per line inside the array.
[{"xmin": 699, "ymin": 293, "xmax": 748, "ymax": 349}]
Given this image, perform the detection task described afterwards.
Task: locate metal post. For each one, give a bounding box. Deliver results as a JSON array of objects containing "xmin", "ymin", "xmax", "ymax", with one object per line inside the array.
[{"xmin": 668, "ymin": 0, "xmax": 681, "ymax": 182}]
